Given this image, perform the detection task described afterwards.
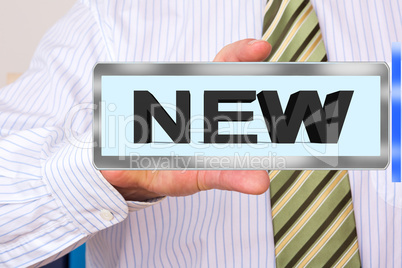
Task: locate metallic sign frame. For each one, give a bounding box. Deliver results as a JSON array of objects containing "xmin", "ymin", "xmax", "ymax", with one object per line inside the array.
[{"xmin": 93, "ymin": 62, "xmax": 389, "ymax": 170}]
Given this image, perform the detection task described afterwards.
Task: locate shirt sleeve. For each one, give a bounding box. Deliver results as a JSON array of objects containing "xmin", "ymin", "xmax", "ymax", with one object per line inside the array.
[{"xmin": 0, "ymin": 2, "xmax": 162, "ymax": 267}]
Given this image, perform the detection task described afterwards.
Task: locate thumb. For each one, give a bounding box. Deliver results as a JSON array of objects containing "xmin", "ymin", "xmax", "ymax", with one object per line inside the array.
[
  {"xmin": 213, "ymin": 39, "xmax": 272, "ymax": 62},
  {"xmin": 198, "ymin": 170, "xmax": 270, "ymax": 195}
]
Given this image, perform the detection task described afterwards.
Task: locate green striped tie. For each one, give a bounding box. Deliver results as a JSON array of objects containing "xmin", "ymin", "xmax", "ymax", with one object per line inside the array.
[{"xmin": 262, "ymin": 1, "xmax": 361, "ymax": 267}]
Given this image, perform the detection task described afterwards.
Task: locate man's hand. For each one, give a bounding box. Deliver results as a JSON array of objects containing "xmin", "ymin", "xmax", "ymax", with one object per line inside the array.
[{"xmin": 101, "ymin": 39, "xmax": 272, "ymax": 201}]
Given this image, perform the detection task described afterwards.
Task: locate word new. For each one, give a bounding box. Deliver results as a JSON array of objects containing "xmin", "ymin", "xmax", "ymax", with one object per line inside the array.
[{"xmin": 133, "ymin": 90, "xmax": 353, "ymax": 144}]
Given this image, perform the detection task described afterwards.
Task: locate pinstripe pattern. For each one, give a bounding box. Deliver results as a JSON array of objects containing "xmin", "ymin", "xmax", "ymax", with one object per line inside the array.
[{"xmin": 0, "ymin": 0, "xmax": 401, "ymax": 267}]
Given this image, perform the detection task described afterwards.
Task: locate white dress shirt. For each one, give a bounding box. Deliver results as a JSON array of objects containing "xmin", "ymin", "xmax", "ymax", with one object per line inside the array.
[{"xmin": 0, "ymin": 0, "xmax": 401, "ymax": 267}]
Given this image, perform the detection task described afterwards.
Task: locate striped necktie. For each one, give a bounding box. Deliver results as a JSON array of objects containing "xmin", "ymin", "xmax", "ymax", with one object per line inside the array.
[{"xmin": 262, "ymin": 1, "xmax": 361, "ymax": 267}]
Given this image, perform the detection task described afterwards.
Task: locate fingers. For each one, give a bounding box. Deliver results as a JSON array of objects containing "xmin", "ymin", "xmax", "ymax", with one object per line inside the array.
[
  {"xmin": 208, "ymin": 39, "xmax": 272, "ymax": 194},
  {"xmin": 102, "ymin": 38, "xmax": 272, "ymax": 200},
  {"xmin": 213, "ymin": 39, "xmax": 272, "ymax": 62},
  {"xmin": 197, "ymin": 170, "xmax": 270, "ymax": 195}
]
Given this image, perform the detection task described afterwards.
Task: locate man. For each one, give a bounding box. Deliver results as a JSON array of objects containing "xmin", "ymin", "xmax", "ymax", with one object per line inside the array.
[{"xmin": 1, "ymin": 0, "xmax": 401, "ymax": 267}]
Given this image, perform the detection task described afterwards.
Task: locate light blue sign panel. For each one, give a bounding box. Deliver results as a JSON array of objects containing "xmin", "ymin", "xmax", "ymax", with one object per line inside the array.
[
  {"xmin": 93, "ymin": 63, "xmax": 389, "ymax": 169},
  {"xmin": 101, "ymin": 75, "xmax": 380, "ymax": 156}
]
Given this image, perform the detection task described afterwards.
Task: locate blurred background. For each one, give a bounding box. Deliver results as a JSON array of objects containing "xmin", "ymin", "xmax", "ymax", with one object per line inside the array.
[
  {"xmin": 0, "ymin": 0, "xmax": 75, "ymax": 87},
  {"xmin": 0, "ymin": 1, "xmax": 85, "ymax": 267}
]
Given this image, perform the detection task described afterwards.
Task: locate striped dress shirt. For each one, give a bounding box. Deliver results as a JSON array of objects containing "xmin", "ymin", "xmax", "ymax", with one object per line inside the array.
[{"xmin": 0, "ymin": 0, "xmax": 401, "ymax": 267}]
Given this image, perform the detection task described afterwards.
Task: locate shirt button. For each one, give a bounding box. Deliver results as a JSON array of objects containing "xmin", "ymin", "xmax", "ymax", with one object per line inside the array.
[{"xmin": 100, "ymin": 209, "xmax": 114, "ymax": 221}]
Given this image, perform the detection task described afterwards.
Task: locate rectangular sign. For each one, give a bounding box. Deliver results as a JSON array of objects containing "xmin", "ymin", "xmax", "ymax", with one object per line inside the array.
[{"xmin": 93, "ymin": 63, "xmax": 389, "ymax": 170}]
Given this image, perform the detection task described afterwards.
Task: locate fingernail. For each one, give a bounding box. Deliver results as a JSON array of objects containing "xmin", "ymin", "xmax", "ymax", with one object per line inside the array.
[{"xmin": 248, "ymin": 39, "xmax": 264, "ymax": 46}]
